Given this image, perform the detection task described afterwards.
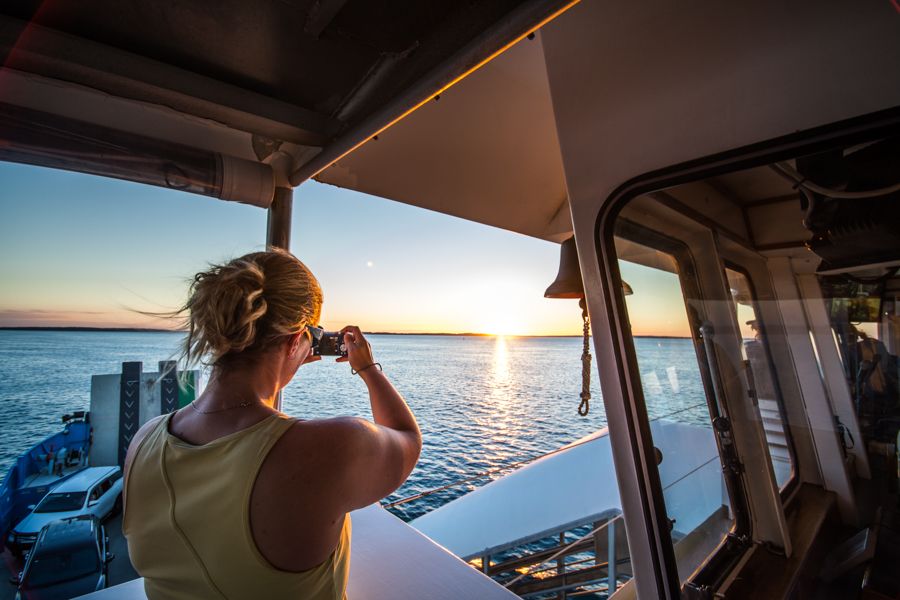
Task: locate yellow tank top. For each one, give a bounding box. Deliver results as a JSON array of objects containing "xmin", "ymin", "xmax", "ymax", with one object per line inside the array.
[{"xmin": 123, "ymin": 413, "xmax": 351, "ymax": 600}]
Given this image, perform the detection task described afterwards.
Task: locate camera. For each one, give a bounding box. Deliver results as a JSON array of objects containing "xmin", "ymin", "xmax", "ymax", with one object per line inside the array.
[{"xmin": 315, "ymin": 332, "xmax": 348, "ymax": 357}]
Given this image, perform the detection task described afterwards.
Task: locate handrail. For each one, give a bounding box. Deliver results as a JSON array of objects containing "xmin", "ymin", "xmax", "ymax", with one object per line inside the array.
[
  {"xmin": 498, "ymin": 449, "xmax": 718, "ymax": 589},
  {"xmin": 383, "ymin": 402, "xmax": 707, "ymax": 509},
  {"xmin": 503, "ymin": 514, "xmax": 624, "ymax": 588}
]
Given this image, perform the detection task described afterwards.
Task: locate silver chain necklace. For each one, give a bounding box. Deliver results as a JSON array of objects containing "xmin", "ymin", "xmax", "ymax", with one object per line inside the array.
[{"xmin": 189, "ymin": 399, "xmax": 261, "ymax": 414}]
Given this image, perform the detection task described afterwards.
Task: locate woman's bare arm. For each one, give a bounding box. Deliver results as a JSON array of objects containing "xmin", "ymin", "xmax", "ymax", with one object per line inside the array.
[{"xmin": 335, "ymin": 326, "xmax": 421, "ymax": 510}]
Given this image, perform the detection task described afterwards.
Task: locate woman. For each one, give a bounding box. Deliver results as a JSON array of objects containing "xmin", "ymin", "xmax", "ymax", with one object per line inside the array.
[{"xmin": 123, "ymin": 249, "xmax": 421, "ymax": 599}]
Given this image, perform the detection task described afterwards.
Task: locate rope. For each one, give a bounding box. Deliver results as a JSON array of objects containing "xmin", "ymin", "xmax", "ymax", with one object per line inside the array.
[{"xmin": 579, "ymin": 298, "xmax": 591, "ymax": 416}]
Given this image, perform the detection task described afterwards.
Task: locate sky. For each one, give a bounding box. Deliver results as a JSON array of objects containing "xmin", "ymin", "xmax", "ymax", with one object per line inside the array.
[{"xmin": 0, "ymin": 162, "xmax": 690, "ymax": 337}]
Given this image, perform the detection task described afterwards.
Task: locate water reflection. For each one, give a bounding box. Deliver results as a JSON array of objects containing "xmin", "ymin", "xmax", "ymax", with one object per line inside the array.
[{"xmin": 492, "ymin": 335, "xmax": 510, "ymax": 383}]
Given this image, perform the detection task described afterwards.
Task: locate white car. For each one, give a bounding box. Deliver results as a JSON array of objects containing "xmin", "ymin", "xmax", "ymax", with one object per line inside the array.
[{"xmin": 8, "ymin": 466, "xmax": 123, "ymax": 555}]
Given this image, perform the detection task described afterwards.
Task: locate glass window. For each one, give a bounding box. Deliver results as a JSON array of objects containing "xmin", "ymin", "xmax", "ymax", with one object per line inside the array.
[
  {"xmin": 724, "ymin": 267, "xmax": 794, "ymax": 489},
  {"xmin": 35, "ymin": 492, "xmax": 87, "ymax": 513},
  {"xmin": 24, "ymin": 547, "xmax": 100, "ymax": 588},
  {"xmin": 615, "ymin": 226, "xmax": 742, "ymax": 584}
]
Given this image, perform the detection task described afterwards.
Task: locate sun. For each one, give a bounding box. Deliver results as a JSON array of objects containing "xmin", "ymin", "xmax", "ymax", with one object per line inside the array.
[{"xmin": 479, "ymin": 312, "xmax": 526, "ymax": 336}]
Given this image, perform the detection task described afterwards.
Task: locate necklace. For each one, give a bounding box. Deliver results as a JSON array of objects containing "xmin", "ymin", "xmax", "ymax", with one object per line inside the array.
[{"xmin": 189, "ymin": 399, "xmax": 261, "ymax": 414}]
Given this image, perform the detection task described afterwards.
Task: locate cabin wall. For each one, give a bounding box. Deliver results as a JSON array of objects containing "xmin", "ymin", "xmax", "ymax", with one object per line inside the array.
[
  {"xmin": 663, "ymin": 182, "xmax": 750, "ymax": 244},
  {"xmin": 746, "ymin": 200, "xmax": 808, "ymax": 250},
  {"xmin": 539, "ymin": 0, "xmax": 900, "ymax": 595}
]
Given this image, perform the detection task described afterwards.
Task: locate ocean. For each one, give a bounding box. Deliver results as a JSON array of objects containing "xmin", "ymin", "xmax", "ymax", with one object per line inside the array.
[{"xmin": 0, "ymin": 330, "xmax": 709, "ymax": 521}]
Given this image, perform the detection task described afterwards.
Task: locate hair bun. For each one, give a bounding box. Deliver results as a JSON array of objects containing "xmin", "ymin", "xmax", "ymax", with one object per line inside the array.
[
  {"xmin": 188, "ymin": 259, "xmax": 268, "ymax": 362},
  {"xmin": 218, "ymin": 260, "xmax": 268, "ymax": 353},
  {"xmin": 180, "ymin": 249, "xmax": 323, "ymax": 367}
]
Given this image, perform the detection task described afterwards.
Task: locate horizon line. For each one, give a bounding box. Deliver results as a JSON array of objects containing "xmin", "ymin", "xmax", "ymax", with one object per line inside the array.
[{"xmin": 0, "ymin": 326, "xmax": 692, "ymax": 339}]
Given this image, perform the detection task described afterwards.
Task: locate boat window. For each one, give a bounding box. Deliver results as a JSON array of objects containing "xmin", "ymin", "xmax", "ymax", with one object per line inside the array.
[
  {"xmin": 614, "ymin": 225, "xmax": 746, "ymax": 585},
  {"xmin": 598, "ymin": 131, "xmax": 900, "ymax": 596},
  {"xmin": 34, "ymin": 492, "xmax": 86, "ymax": 513},
  {"xmin": 724, "ymin": 267, "xmax": 795, "ymax": 490}
]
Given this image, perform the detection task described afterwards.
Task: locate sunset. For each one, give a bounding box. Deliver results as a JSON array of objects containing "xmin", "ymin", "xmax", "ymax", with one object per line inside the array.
[
  {"xmin": 0, "ymin": 161, "xmax": 689, "ymax": 338},
  {"xmin": 4, "ymin": 1, "xmax": 882, "ymax": 597}
]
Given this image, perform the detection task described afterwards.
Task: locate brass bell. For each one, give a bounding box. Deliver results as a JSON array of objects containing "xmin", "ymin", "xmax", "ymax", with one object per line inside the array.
[
  {"xmin": 545, "ymin": 237, "xmax": 584, "ymax": 298},
  {"xmin": 545, "ymin": 236, "xmax": 633, "ymax": 298}
]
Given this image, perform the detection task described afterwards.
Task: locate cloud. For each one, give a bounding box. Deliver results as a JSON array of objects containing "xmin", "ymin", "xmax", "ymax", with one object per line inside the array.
[{"xmin": 0, "ymin": 309, "xmax": 170, "ymax": 328}]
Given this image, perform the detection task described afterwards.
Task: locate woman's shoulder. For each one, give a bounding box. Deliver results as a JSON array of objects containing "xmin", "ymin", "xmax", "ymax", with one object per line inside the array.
[
  {"xmin": 272, "ymin": 416, "xmax": 376, "ymax": 466},
  {"xmin": 282, "ymin": 415, "xmax": 374, "ymax": 445}
]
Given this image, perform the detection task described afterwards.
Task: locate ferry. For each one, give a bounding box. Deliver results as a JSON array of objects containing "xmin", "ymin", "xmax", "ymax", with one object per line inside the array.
[{"xmin": 1, "ymin": 1, "xmax": 899, "ymax": 598}]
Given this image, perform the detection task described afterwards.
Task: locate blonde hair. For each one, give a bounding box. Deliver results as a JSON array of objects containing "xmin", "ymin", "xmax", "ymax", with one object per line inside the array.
[{"xmin": 179, "ymin": 249, "xmax": 322, "ymax": 367}]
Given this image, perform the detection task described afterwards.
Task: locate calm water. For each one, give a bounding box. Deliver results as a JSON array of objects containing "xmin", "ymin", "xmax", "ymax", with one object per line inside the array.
[{"xmin": 0, "ymin": 330, "xmax": 708, "ymax": 521}]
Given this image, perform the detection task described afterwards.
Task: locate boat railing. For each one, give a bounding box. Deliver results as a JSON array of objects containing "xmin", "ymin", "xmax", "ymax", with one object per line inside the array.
[
  {"xmin": 499, "ymin": 514, "xmax": 626, "ymax": 598},
  {"xmin": 385, "ymin": 402, "xmax": 708, "ymax": 511},
  {"xmin": 402, "ymin": 406, "xmax": 717, "ymax": 598}
]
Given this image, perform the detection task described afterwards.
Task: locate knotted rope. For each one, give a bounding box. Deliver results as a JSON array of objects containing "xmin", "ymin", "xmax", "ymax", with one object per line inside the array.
[{"xmin": 578, "ymin": 298, "xmax": 591, "ymax": 416}]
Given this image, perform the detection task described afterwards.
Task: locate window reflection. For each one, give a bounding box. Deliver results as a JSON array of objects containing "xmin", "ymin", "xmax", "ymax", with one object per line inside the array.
[{"xmin": 725, "ymin": 268, "xmax": 794, "ymax": 489}]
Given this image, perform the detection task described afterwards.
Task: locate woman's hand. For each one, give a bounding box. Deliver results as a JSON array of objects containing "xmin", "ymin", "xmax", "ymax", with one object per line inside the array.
[{"xmin": 336, "ymin": 325, "xmax": 375, "ymax": 371}]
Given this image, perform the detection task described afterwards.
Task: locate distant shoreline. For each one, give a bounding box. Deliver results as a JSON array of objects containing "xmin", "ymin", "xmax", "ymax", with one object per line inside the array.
[
  {"xmin": 0, "ymin": 326, "xmax": 689, "ymax": 339},
  {"xmin": 0, "ymin": 326, "xmax": 178, "ymax": 333}
]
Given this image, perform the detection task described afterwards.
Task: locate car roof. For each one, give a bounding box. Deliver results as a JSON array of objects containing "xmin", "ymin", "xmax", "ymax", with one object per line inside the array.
[
  {"xmin": 34, "ymin": 517, "xmax": 99, "ymax": 555},
  {"xmin": 52, "ymin": 466, "xmax": 119, "ymax": 493}
]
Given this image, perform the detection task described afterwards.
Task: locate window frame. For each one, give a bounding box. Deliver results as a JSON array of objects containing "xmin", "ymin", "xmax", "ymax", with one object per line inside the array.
[
  {"xmin": 591, "ymin": 108, "xmax": 900, "ymax": 596},
  {"xmin": 614, "ymin": 220, "xmax": 752, "ymax": 591},
  {"xmin": 723, "ymin": 261, "xmax": 800, "ymax": 498}
]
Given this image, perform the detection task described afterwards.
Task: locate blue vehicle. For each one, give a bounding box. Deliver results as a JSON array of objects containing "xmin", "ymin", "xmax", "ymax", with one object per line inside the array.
[
  {"xmin": 0, "ymin": 412, "xmax": 92, "ymax": 557},
  {"xmin": 11, "ymin": 516, "xmax": 113, "ymax": 600}
]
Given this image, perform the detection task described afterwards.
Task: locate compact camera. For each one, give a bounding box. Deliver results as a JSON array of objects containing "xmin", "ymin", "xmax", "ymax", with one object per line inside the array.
[{"xmin": 314, "ymin": 332, "xmax": 348, "ymax": 357}]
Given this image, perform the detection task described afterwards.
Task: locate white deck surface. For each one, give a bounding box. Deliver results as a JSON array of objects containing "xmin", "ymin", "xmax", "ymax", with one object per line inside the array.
[
  {"xmin": 76, "ymin": 504, "xmax": 517, "ymax": 599},
  {"xmin": 412, "ymin": 421, "xmax": 721, "ymax": 559},
  {"xmin": 22, "ymin": 463, "xmax": 83, "ymax": 488}
]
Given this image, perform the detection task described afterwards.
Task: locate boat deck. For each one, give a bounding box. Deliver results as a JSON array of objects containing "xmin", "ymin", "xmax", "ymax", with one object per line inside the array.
[{"xmin": 21, "ymin": 463, "xmax": 85, "ymax": 489}]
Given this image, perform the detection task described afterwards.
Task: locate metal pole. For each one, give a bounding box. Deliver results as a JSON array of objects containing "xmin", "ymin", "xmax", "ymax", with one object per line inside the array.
[
  {"xmin": 267, "ymin": 186, "xmax": 293, "ymax": 412},
  {"xmin": 558, "ymin": 532, "xmax": 566, "ymax": 600},
  {"xmin": 267, "ymin": 187, "xmax": 293, "ymax": 251},
  {"xmin": 608, "ymin": 518, "xmax": 617, "ymax": 595}
]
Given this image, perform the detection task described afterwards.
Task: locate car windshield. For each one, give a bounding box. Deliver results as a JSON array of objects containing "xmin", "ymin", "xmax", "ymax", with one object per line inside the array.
[
  {"xmin": 23, "ymin": 547, "xmax": 100, "ymax": 588},
  {"xmin": 34, "ymin": 492, "xmax": 86, "ymax": 513}
]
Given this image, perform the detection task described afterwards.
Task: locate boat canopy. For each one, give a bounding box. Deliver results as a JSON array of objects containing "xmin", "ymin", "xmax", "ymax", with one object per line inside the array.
[
  {"xmin": 315, "ymin": 33, "xmax": 572, "ymax": 242},
  {"xmin": 0, "ymin": 0, "xmax": 575, "ymax": 215}
]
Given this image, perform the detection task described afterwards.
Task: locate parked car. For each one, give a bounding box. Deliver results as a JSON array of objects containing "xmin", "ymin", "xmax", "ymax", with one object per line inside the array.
[
  {"xmin": 11, "ymin": 515, "xmax": 113, "ymax": 599},
  {"xmin": 7, "ymin": 466, "xmax": 122, "ymax": 555}
]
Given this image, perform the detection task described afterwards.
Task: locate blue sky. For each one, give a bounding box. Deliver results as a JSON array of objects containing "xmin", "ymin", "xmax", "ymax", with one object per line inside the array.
[
  {"xmin": 0, "ymin": 162, "xmax": 689, "ymax": 336},
  {"xmin": 0, "ymin": 162, "xmax": 602, "ymax": 335}
]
